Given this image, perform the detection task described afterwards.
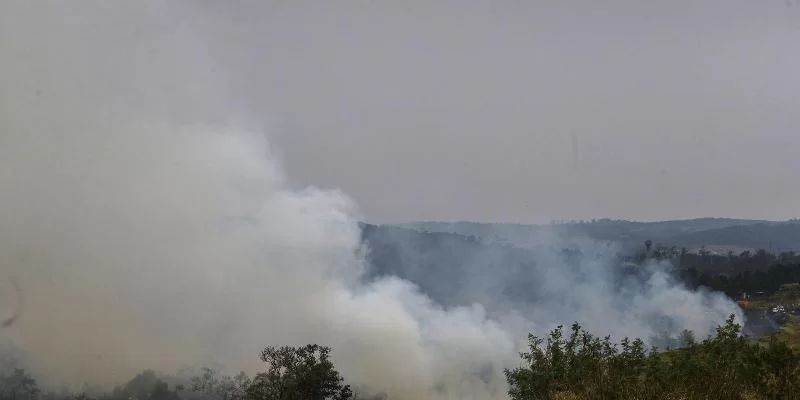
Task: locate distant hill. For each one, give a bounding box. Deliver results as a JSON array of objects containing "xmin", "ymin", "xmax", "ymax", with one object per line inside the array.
[
  {"xmin": 395, "ymin": 219, "xmax": 800, "ymax": 253},
  {"xmin": 662, "ymin": 222, "xmax": 800, "ymax": 253}
]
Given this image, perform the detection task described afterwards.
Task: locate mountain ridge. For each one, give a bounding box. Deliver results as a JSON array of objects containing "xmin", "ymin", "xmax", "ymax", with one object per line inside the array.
[{"xmin": 392, "ymin": 218, "xmax": 800, "ymax": 253}]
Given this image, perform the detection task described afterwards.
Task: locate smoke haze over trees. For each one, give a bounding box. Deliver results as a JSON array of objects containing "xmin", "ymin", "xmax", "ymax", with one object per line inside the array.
[
  {"xmin": 2, "ymin": 2, "xmax": 799, "ymax": 399},
  {"xmin": 398, "ymin": 219, "xmax": 800, "ymax": 254},
  {"xmin": 0, "ymin": 126, "xmax": 748, "ymax": 399}
]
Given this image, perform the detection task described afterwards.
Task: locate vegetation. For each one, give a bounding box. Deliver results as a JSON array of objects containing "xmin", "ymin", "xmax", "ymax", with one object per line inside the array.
[
  {"xmin": 505, "ymin": 315, "xmax": 800, "ymax": 400},
  {"xmin": 3, "ymin": 315, "xmax": 798, "ymax": 400},
  {"xmin": 758, "ymin": 320, "xmax": 800, "ymax": 353},
  {"xmin": 364, "ymin": 224, "xmax": 800, "ymax": 310},
  {"xmin": 398, "ymin": 219, "xmax": 800, "ymax": 254},
  {"xmin": 0, "ymin": 345, "xmax": 356, "ymax": 400},
  {"xmin": 3, "ymin": 231, "xmax": 798, "ymax": 400},
  {"xmin": 111, "ymin": 370, "xmax": 182, "ymax": 400},
  {"xmin": 619, "ymin": 238, "xmax": 800, "ymax": 302},
  {"xmin": 191, "ymin": 344, "xmax": 353, "ymax": 400},
  {"xmin": 0, "ymin": 368, "xmax": 39, "ymax": 400},
  {"xmin": 679, "ymin": 262, "xmax": 800, "ymax": 300}
]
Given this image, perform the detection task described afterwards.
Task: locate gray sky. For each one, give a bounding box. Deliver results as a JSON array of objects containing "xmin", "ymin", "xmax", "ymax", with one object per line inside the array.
[{"xmin": 2, "ymin": 0, "xmax": 799, "ymax": 224}]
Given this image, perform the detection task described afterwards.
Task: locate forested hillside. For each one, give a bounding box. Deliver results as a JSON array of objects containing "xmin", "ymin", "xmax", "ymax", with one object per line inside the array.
[
  {"xmin": 2, "ymin": 223, "xmax": 799, "ymax": 400},
  {"xmin": 398, "ymin": 219, "xmax": 800, "ymax": 253}
]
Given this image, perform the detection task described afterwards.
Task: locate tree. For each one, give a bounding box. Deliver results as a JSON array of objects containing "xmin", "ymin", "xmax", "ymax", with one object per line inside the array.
[
  {"xmin": 249, "ymin": 344, "xmax": 352, "ymax": 400},
  {"xmin": 505, "ymin": 314, "xmax": 800, "ymax": 400},
  {"xmin": 192, "ymin": 368, "xmax": 251, "ymax": 400},
  {"xmin": 0, "ymin": 368, "xmax": 39, "ymax": 400},
  {"xmin": 192, "ymin": 345, "xmax": 352, "ymax": 400},
  {"xmin": 115, "ymin": 370, "xmax": 181, "ymax": 400},
  {"xmin": 202, "ymin": 345, "xmax": 351, "ymax": 400}
]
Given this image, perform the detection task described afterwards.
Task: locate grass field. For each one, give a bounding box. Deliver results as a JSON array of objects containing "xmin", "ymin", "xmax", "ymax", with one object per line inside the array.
[{"xmin": 756, "ymin": 316, "xmax": 800, "ymax": 352}]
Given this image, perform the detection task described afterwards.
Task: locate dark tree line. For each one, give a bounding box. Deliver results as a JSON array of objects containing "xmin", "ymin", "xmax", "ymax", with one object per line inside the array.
[
  {"xmin": 643, "ymin": 245, "xmax": 800, "ymax": 275},
  {"xmin": 621, "ymin": 240, "xmax": 800, "ymax": 300},
  {"xmin": 677, "ymin": 263, "xmax": 800, "ymax": 299}
]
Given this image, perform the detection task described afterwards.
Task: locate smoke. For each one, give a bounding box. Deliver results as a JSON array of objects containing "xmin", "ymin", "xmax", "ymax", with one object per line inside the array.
[
  {"xmin": 0, "ymin": 126, "xmax": 745, "ymax": 399},
  {"xmin": 0, "ymin": 2, "xmax": 743, "ymax": 399},
  {"xmin": 0, "ymin": 124, "xmax": 517, "ymax": 399},
  {"xmin": 361, "ymin": 227, "xmax": 742, "ymax": 348}
]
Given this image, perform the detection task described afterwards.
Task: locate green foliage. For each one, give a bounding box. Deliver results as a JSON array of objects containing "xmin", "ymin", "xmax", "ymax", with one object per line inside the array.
[
  {"xmin": 248, "ymin": 344, "xmax": 352, "ymax": 400},
  {"xmin": 758, "ymin": 320, "xmax": 800, "ymax": 353},
  {"xmin": 686, "ymin": 263, "xmax": 800, "ymax": 300},
  {"xmin": 505, "ymin": 314, "xmax": 800, "ymax": 400},
  {"xmin": 4, "ymin": 320, "xmax": 799, "ymax": 400},
  {"xmin": 194, "ymin": 344, "xmax": 352, "ymax": 400}
]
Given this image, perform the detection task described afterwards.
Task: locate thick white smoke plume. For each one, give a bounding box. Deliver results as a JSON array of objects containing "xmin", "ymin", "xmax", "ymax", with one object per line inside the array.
[
  {"xmin": 0, "ymin": 126, "xmax": 519, "ymax": 399},
  {"xmin": 0, "ymin": 125, "xmax": 744, "ymax": 400},
  {"xmin": 0, "ymin": 3, "xmax": 743, "ymax": 399}
]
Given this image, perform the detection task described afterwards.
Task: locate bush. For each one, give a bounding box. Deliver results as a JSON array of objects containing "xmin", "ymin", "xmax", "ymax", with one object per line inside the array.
[
  {"xmin": 193, "ymin": 344, "xmax": 352, "ymax": 400},
  {"xmin": 505, "ymin": 314, "xmax": 800, "ymax": 400}
]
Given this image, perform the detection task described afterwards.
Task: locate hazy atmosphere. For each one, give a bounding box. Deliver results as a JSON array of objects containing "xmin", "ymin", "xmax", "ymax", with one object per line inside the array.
[
  {"xmin": 3, "ymin": 1, "xmax": 799, "ymax": 224},
  {"xmin": 1, "ymin": 2, "xmax": 800, "ymax": 400}
]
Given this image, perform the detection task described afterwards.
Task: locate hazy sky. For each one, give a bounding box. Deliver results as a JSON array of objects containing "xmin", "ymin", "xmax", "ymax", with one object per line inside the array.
[{"xmin": 2, "ymin": 1, "xmax": 799, "ymax": 224}]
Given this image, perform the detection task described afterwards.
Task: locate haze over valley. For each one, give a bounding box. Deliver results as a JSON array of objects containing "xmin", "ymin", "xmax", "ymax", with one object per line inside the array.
[{"xmin": 2, "ymin": 1, "xmax": 799, "ymax": 399}]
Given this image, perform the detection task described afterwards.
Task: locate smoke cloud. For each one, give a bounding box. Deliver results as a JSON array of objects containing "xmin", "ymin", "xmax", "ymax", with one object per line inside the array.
[
  {"xmin": 0, "ymin": 2, "xmax": 743, "ymax": 399},
  {"xmin": 360, "ymin": 226, "xmax": 743, "ymax": 350},
  {"xmin": 0, "ymin": 124, "xmax": 514, "ymax": 399},
  {"xmin": 0, "ymin": 124, "xmax": 745, "ymax": 400}
]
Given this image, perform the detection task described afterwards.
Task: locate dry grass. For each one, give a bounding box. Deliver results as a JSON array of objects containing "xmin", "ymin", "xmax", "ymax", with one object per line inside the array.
[{"xmin": 758, "ymin": 318, "xmax": 800, "ymax": 352}]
